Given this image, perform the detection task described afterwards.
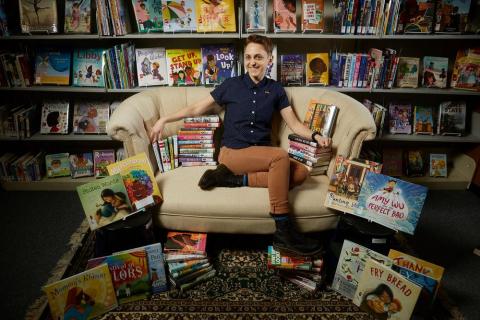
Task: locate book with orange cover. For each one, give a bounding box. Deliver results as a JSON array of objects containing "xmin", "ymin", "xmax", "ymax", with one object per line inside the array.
[{"xmin": 164, "ymin": 231, "xmax": 207, "ymax": 254}]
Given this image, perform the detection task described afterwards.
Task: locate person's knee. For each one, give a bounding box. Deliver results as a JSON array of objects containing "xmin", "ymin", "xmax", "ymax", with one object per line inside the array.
[{"xmin": 272, "ymin": 148, "xmax": 289, "ymax": 162}]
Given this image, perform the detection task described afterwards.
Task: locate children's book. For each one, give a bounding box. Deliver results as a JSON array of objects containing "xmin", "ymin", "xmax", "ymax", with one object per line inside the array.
[
  {"xmin": 268, "ymin": 246, "xmax": 323, "ymax": 271},
  {"xmin": 422, "ymin": 56, "xmax": 449, "ymax": 88},
  {"xmin": 392, "ymin": 264, "xmax": 438, "ymax": 306},
  {"xmin": 93, "ymin": 149, "xmax": 116, "ymax": 178},
  {"xmin": 65, "ymin": 0, "xmax": 91, "ymax": 33},
  {"xmin": 404, "ymin": 149, "xmax": 425, "ymax": 177},
  {"xmin": 451, "ymin": 48, "xmax": 480, "ymax": 91},
  {"xmin": 40, "ymin": 101, "xmax": 70, "ymax": 134},
  {"xmin": 34, "ymin": 49, "xmax": 71, "ymax": 85},
  {"xmin": 135, "ymin": 48, "xmax": 168, "ymax": 87},
  {"xmin": 280, "ymin": 54, "xmax": 305, "ymax": 86},
  {"xmin": 45, "ymin": 153, "xmax": 71, "ymax": 178},
  {"xmin": 201, "ymin": 44, "xmax": 237, "ymax": 86},
  {"xmin": 435, "ymin": 0, "xmax": 472, "ymax": 33},
  {"xmin": 43, "ymin": 263, "xmax": 117, "ymax": 320},
  {"xmin": 429, "ymin": 153, "xmax": 447, "ymax": 177},
  {"xmin": 72, "ymin": 48, "xmax": 105, "ymax": 87},
  {"xmin": 195, "ymin": 0, "xmax": 236, "ymax": 32},
  {"xmin": 166, "ymin": 48, "xmax": 203, "ymax": 86},
  {"xmin": 302, "ymin": 98, "xmax": 338, "ymax": 137},
  {"xmin": 382, "ymin": 148, "xmax": 403, "ymax": 177},
  {"xmin": 395, "ymin": 57, "xmax": 420, "ymax": 88},
  {"xmin": 437, "ymin": 101, "xmax": 467, "ymax": 135},
  {"xmin": 161, "ymin": 0, "xmax": 196, "ymax": 32},
  {"xmin": 353, "ymin": 259, "xmax": 421, "ymax": 320},
  {"xmin": 19, "ymin": 0, "xmax": 58, "ymax": 33},
  {"xmin": 324, "ymin": 156, "xmax": 383, "ymax": 214},
  {"xmin": 107, "ymin": 152, "xmax": 163, "ymax": 210},
  {"xmin": 332, "ymin": 240, "xmax": 393, "ymax": 300},
  {"xmin": 388, "ymin": 249, "xmax": 445, "ymax": 286},
  {"xmin": 413, "ymin": 105, "xmax": 434, "ymax": 134},
  {"xmin": 69, "ymin": 152, "xmax": 94, "ymax": 178},
  {"xmin": 245, "ymin": 0, "xmax": 267, "ymax": 32},
  {"xmin": 73, "ymin": 101, "xmax": 110, "ymax": 134},
  {"xmin": 465, "ymin": 0, "xmax": 480, "ymax": 33},
  {"xmin": 265, "ymin": 45, "xmax": 278, "ymax": 80},
  {"xmin": 398, "ymin": 0, "xmax": 435, "ymax": 33},
  {"xmin": 388, "ymin": 103, "xmax": 412, "ymax": 134},
  {"xmin": 273, "ymin": 0, "xmax": 297, "ymax": 32},
  {"xmin": 355, "ymin": 171, "xmax": 428, "ymax": 234},
  {"xmin": 301, "ymin": 0, "xmax": 325, "ymax": 32},
  {"xmin": 132, "ymin": 0, "xmax": 163, "ymax": 33},
  {"xmin": 164, "ymin": 231, "xmax": 207, "ymax": 254},
  {"xmin": 306, "ymin": 53, "xmax": 329, "ymax": 85},
  {"xmin": 0, "ymin": 2, "xmax": 9, "ymax": 36}
]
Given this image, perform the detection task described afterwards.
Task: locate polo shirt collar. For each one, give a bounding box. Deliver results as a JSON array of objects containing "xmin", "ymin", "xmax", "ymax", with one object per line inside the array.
[{"xmin": 243, "ymin": 73, "xmax": 268, "ymax": 89}]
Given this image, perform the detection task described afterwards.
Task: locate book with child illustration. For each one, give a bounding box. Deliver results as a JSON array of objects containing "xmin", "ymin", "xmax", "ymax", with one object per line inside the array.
[
  {"xmin": 388, "ymin": 103, "xmax": 412, "ymax": 134},
  {"xmin": 73, "ymin": 101, "xmax": 109, "ymax": 134},
  {"xmin": 64, "ymin": 0, "xmax": 91, "ymax": 33},
  {"xmin": 132, "ymin": 0, "xmax": 163, "ymax": 33},
  {"xmin": 164, "ymin": 231, "xmax": 207, "ymax": 254},
  {"xmin": 135, "ymin": 48, "xmax": 168, "ymax": 87},
  {"xmin": 195, "ymin": 0, "xmax": 236, "ymax": 32},
  {"xmin": 396, "ymin": 57, "xmax": 420, "ymax": 88},
  {"xmin": 69, "ymin": 152, "xmax": 94, "ymax": 178},
  {"xmin": 166, "ymin": 48, "xmax": 203, "ymax": 86},
  {"xmin": 273, "ymin": 0, "xmax": 297, "ymax": 32},
  {"xmin": 422, "ymin": 56, "xmax": 449, "ymax": 89},
  {"xmin": 429, "ymin": 153, "xmax": 447, "ymax": 177},
  {"xmin": 45, "ymin": 153, "xmax": 71, "ymax": 178},
  {"xmin": 19, "ymin": 0, "xmax": 58, "ymax": 33},
  {"xmin": 201, "ymin": 44, "xmax": 237, "ymax": 86},
  {"xmin": 245, "ymin": 0, "xmax": 267, "ymax": 32},
  {"xmin": 450, "ymin": 48, "xmax": 480, "ymax": 91},
  {"xmin": 40, "ymin": 101, "xmax": 70, "ymax": 134},
  {"xmin": 306, "ymin": 53, "xmax": 329, "ymax": 86},
  {"xmin": 161, "ymin": 0, "xmax": 196, "ymax": 32},
  {"xmin": 72, "ymin": 48, "xmax": 105, "ymax": 87},
  {"xmin": 93, "ymin": 149, "xmax": 116, "ymax": 178}
]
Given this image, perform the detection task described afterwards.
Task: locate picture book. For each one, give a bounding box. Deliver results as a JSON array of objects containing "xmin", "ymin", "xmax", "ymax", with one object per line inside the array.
[
  {"xmin": 280, "ymin": 54, "xmax": 305, "ymax": 86},
  {"xmin": 34, "ymin": 49, "xmax": 71, "ymax": 85},
  {"xmin": 306, "ymin": 53, "xmax": 329, "ymax": 85},
  {"xmin": 265, "ymin": 45, "xmax": 278, "ymax": 80},
  {"xmin": 107, "ymin": 249, "xmax": 151, "ymax": 304},
  {"xmin": 135, "ymin": 48, "xmax": 168, "ymax": 87},
  {"xmin": 332, "ymin": 240, "xmax": 393, "ymax": 300},
  {"xmin": 72, "ymin": 48, "xmax": 105, "ymax": 87},
  {"xmin": 301, "ymin": 0, "xmax": 325, "ymax": 32},
  {"xmin": 429, "ymin": 153, "xmax": 447, "ymax": 177},
  {"xmin": 465, "ymin": 0, "xmax": 480, "ymax": 33},
  {"xmin": 435, "ymin": 0, "xmax": 472, "ymax": 33},
  {"xmin": 161, "ymin": 0, "xmax": 196, "ymax": 32},
  {"xmin": 395, "ymin": 57, "xmax": 420, "ymax": 88},
  {"xmin": 422, "ymin": 56, "xmax": 449, "ymax": 88},
  {"xmin": 437, "ymin": 101, "xmax": 467, "ymax": 136},
  {"xmin": 106, "ymin": 152, "xmax": 163, "ymax": 210},
  {"xmin": 132, "ymin": 0, "xmax": 163, "ymax": 33},
  {"xmin": 302, "ymin": 99, "xmax": 338, "ymax": 137},
  {"xmin": 413, "ymin": 105, "xmax": 434, "ymax": 134},
  {"xmin": 245, "ymin": 0, "xmax": 267, "ymax": 32},
  {"xmin": 273, "ymin": 0, "xmax": 297, "ymax": 32},
  {"xmin": 325, "ymin": 156, "xmax": 383, "ymax": 214},
  {"xmin": 353, "ymin": 259, "xmax": 421, "ymax": 320},
  {"xmin": 164, "ymin": 231, "xmax": 207, "ymax": 254},
  {"xmin": 93, "ymin": 149, "xmax": 115, "ymax": 178},
  {"xmin": 40, "ymin": 101, "xmax": 70, "ymax": 134},
  {"xmin": 268, "ymin": 246, "xmax": 323, "ymax": 271},
  {"xmin": 19, "ymin": 0, "xmax": 58, "ymax": 33},
  {"xmin": 166, "ymin": 48, "xmax": 203, "ymax": 86},
  {"xmin": 73, "ymin": 101, "xmax": 109, "ymax": 134},
  {"xmin": 398, "ymin": 0, "xmax": 435, "ymax": 33},
  {"xmin": 69, "ymin": 152, "xmax": 94, "ymax": 178},
  {"xmin": 392, "ymin": 264, "xmax": 438, "ymax": 306},
  {"xmin": 144, "ymin": 243, "xmax": 168, "ymax": 293},
  {"xmin": 404, "ymin": 150, "xmax": 426, "ymax": 177},
  {"xmin": 451, "ymin": 48, "xmax": 480, "ymax": 91},
  {"xmin": 388, "ymin": 249, "xmax": 445, "ymax": 284},
  {"xmin": 355, "ymin": 171, "xmax": 428, "ymax": 234},
  {"xmin": 43, "ymin": 263, "xmax": 117, "ymax": 320},
  {"xmin": 388, "ymin": 103, "xmax": 412, "ymax": 134},
  {"xmin": 45, "ymin": 153, "xmax": 71, "ymax": 178},
  {"xmin": 65, "ymin": 0, "xmax": 91, "ymax": 33},
  {"xmin": 0, "ymin": 2, "xmax": 9, "ymax": 36},
  {"xmin": 77, "ymin": 173, "xmax": 133, "ymax": 230},
  {"xmin": 195, "ymin": 0, "xmax": 236, "ymax": 32},
  {"xmin": 201, "ymin": 44, "xmax": 237, "ymax": 86},
  {"xmin": 382, "ymin": 148, "xmax": 403, "ymax": 177}
]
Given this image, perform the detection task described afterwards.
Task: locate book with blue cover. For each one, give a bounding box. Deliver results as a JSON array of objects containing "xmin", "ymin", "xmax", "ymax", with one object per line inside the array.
[
  {"xmin": 34, "ymin": 49, "xmax": 71, "ymax": 85},
  {"xmin": 201, "ymin": 44, "xmax": 237, "ymax": 86},
  {"xmin": 280, "ymin": 54, "xmax": 304, "ymax": 86},
  {"xmin": 72, "ymin": 48, "xmax": 105, "ymax": 87}
]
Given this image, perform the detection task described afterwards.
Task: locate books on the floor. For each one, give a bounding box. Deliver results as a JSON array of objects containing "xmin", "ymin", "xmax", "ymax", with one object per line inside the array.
[
  {"xmin": 164, "ymin": 231, "xmax": 207, "ymax": 254},
  {"xmin": 93, "ymin": 149, "xmax": 116, "ymax": 178},
  {"xmin": 69, "ymin": 152, "xmax": 94, "ymax": 178},
  {"xmin": 164, "ymin": 252, "xmax": 207, "ymax": 262},
  {"xmin": 437, "ymin": 101, "xmax": 467, "ymax": 136},
  {"xmin": 45, "ymin": 153, "xmax": 71, "ymax": 178},
  {"xmin": 267, "ymin": 246, "xmax": 323, "ymax": 271},
  {"xmin": 65, "ymin": 0, "xmax": 92, "ymax": 33},
  {"xmin": 429, "ymin": 153, "xmax": 447, "ymax": 177}
]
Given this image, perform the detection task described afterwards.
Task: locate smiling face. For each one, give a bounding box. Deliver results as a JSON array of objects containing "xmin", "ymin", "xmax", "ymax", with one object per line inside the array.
[{"xmin": 244, "ymin": 42, "xmax": 272, "ymax": 84}]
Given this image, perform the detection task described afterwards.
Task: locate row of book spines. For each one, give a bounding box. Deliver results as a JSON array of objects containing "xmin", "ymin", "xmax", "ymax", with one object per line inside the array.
[
  {"xmin": 152, "ymin": 135, "xmax": 179, "ymax": 173},
  {"xmin": 167, "ymin": 258, "xmax": 210, "ymax": 273},
  {"xmin": 0, "ymin": 53, "xmax": 33, "ymax": 88},
  {"xmin": 0, "ymin": 151, "xmax": 45, "ymax": 182},
  {"xmin": 335, "ymin": 0, "xmax": 386, "ymax": 35},
  {"xmin": 169, "ymin": 265, "xmax": 215, "ymax": 288},
  {"xmin": 278, "ymin": 270, "xmax": 324, "ymax": 292},
  {"xmin": 0, "ymin": 104, "xmax": 38, "ymax": 139},
  {"xmin": 104, "ymin": 43, "xmax": 137, "ymax": 89},
  {"xmin": 382, "ymin": 150, "xmax": 448, "ymax": 178},
  {"xmin": 96, "ymin": 0, "xmax": 131, "ymax": 36}
]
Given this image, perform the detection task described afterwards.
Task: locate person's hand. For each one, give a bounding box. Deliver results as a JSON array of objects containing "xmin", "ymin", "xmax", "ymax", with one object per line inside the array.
[
  {"xmin": 150, "ymin": 118, "xmax": 166, "ymax": 143},
  {"xmin": 315, "ymin": 135, "xmax": 331, "ymax": 148}
]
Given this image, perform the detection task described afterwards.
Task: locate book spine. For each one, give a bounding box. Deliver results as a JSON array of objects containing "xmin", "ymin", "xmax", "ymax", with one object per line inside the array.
[
  {"xmin": 152, "ymin": 141, "xmax": 163, "ymax": 173},
  {"xmin": 181, "ymin": 161, "xmax": 217, "ymax": 167},
  {"xmin": 183, "ymin": 122, "xmax": 220, "ymax": 128},
  {"xmin": 178, "ymin": 134, "xmax": 214, "ymax": 140},
  {"xmin": 178, "ymin": 139, "xmax": 215, "ymax": 145},
  {"xmin": 184, "ymin": 115, "xmax": 220, "ymax": 123},
  {"xmin": 288, "ymin": 153, "xmax": 315, "ymax": 167}
]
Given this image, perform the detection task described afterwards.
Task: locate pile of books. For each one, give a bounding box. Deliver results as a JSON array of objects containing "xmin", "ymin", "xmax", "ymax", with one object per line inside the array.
[
  {"xmin": 267, "ymin": 246, "xmax": 325, "ymax": 292},
  {"xmin": 164, "ymin": 231, "xmax": 216, "ymax": 291},
  {"xmin": 287, "ymin": 134, "xmax": 332, "ymax": 175},
  {"xmin": 178, "ymin": 115, "xmax": 220, "ymax": 167}
]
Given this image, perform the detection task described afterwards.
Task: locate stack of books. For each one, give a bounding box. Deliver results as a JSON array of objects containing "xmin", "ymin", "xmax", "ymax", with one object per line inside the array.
[
  {"xmin": 164, "ymin": 231, "xmax": 215, "ymax": 291},
  {"xmin": 178, "ymin": 115, "xmax": 220, "ymax": 167},
  {"xmin": 287, "ymin": 134, "xmax": 332, "ymax": 175},
  {"xmin": 152, "ymin": 134, "xmax": 179, "ymax": 173},
  {"xmin": 267, "ymin": 246, "xmax": 325, "ymax": 292}
]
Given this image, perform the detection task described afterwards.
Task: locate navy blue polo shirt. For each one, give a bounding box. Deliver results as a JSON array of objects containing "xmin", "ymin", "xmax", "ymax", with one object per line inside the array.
[{"xmin": 210, "ymin": 74, "xmax": 290, "ymax": 149}]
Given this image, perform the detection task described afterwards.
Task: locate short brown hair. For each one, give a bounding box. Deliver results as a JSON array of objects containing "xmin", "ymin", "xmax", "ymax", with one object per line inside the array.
[{"xmin": 245, "ymin": 34, "xmax": 273, "ymax": 55}]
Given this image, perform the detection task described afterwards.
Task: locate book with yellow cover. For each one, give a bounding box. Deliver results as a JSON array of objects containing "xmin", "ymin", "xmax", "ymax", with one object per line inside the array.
[
  {"xmin": 166, "ymin": 48, "xmax": 203, "ymax": 86},
  {"xmin": 43, "ymin": 264, "xmax": 117, "ymax": 320},
  {"xmin": 388, "ymin": 249, "xmax": 444, "ymax": 283},
  {"xmin": 195, "ymin": 0, "xmax": 236, "ymax": 32},
  {"xmin": 302, "ymin": 98, "xmax": 339, "ymax": 137},
  {"xmin": 107, "ymin": 152, "xmax": 162, "ymax": 210},
  {"xmin": 306, "ymin": 53, "xmax": 329, "ymax": 85}
]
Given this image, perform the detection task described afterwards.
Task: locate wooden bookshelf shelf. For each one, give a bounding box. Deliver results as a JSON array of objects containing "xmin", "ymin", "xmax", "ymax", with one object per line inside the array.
[
  {"xmin": 0, "ymin": 132, "xmax": 115, "ymax": 142},
  {"xmin": 0, "ymin": 86, "xmax": 107, "ymax": 93},
  {"xmin": 1, "ymin": 176, "xmax": 95, "ymax": 191},
  {"xmin": 378, "ymin": 134, "xmax": 480, "ymax": 143}
]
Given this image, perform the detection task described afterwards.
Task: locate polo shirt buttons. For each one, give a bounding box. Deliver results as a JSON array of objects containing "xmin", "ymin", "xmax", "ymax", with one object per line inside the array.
[
  {"xmin": 250, "ymin": 122, "xmax": 253, "ymax": 125},
  {"xmin": 250, "ymin": 130, "xmax": 254, "ymax": 133},
  {"xmin": 253, "ymin": 100, "xmax": 256, "ymax": 103},
  {"xmin": 251, "ymin": 111, "xmax": 255, "ymax": 114}
]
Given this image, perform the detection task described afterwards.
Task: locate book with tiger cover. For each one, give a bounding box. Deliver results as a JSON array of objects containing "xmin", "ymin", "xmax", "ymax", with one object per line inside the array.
[
  {"xmin": 166, "ymin": 48, "xmax": 203, "ymax": 86},
  {"xmin": 195, "ymin": 0, "xmax": 236, "ymax": 32},
  {"xmin": 306, "ymin": 53, "xmax": 329, "ymax": 85},
  {"xmin": 301, "ymin": 0, "xmax": 325, "ymax": 32},
  {"xmin": 164, "ymin": 231, "xmax": 207, "ymax": 254}
]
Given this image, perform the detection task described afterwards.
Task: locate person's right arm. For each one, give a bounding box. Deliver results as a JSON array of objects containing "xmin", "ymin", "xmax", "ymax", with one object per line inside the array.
[{"xmin": 149, "ymin": 94, "xmax": 217, "ymax": 142}]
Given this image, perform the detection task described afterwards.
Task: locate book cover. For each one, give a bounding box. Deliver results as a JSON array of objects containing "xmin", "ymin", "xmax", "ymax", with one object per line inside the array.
[
  {"xmin": 302, "ymin": 99, "xmax": 338, "ymax": 137},
  {"xmin": 437, "ymin": 101, "xmax": 467, "ymax": 135},
  {"xmin": 69, "ymin": 152, "xmax": 94, "ymax": 178},
  {"xmin": 132, "ymin": 0, "xmax": 163, "ymax": 33},
  {"xmin": 43, "ymin": 264, "xmax": 117, "ymax": 320},
  {"xmin": 164, "ymin": 231, "xmax": 207, "ymax": 254},
  {"xmin": 166, "ymin": 48, "xmax": 203, "ymax": 86},
  {"xmin": 136, "ymin": 47, "xmax": 168, "ymax": 87},
  {"xmin": 422, "ymin": 56, "xmax": 449, "ymax": 88},
  {"xmin": 45, "ymin": 153, "xmax": 71, "ymax": 178},
  {"xmin": 382, "ymin": 148, "xmax": 403, "ymax": 177},
  {"xmin": 332, "ymin": 240, "xmax": 393, "ymax": 300},
  {"xmin": 429, "ymin": 153, "xmax": 447, "ymax": 177},
  {"xmin": 306, "ymin": 53, "xmax": 329, "ymax": 85},
  {"xmin": 72, "ymin": 48, "xmax": 105, "ymax": 87},
  {"xmin": 398, "ymin": 0, "xmax": 435, "ymax": 33},
  {"xmin": 273, "ymin": 0, "xmax": 297, "ymax": 32},
  {"xmin": 65, "ymin": 0, "xmax": 91, "ymax": 33},
  {"xmin": 73, "ymin": 101, "xmax": 109, "ymax": 134},
  {"xmin": 201, "ymin": 44, "xmax": 237, "ymax": 86},
  {"xmin": 0, "ymin": 2, "xmax": 9, "ymax": 36},
  {"xmin": 355, "ymin": 171, "xmax": 428, "ymax": 234},
  {"xmin": 404, "ymin": 149, "xmax": 426, "ymax": 177},
  {"xmin": 280, "ymin": 54, "xmax": 304, "ymax": 86},
  {"xmin": 93, "ymin": 149, "xmax": 116, "ymax": 178},
  {"xmin": 144, "ymin": 243, "xmax": 168, "ymax": 293},
  {"xmin": 395, "ymin": 57, "xmax": 420, "ymax": 88},
  {"xmin": 40, "ymin": 101, "xmax": 70, "ymax": 134},
  {"xmin": 268, "ymin": 246, "xmax": 323, "ymax": 271},
  {"xmin": 162, "ymin": 0, "xmax": 196, "ymax": 32},
  {"xmin": 34, "ymin": 49, "xmax": 71, "ymax": 85},
  {"xmin": 245, "ymin": 0, "xmax": 267, "ymax": 32},
  {"xmin": 301, "ymin": 0, "xmax": 325, "ymax": 32},
  {"xmin": 195, "ymin": 0, "xmax": 236, "ymax": 32},
  {"xmin": 353, "ymin": 259, "xmax": 421, "ymax": 320},
  {"xmin": 450, "ymin": 48, "xmax": 480, "ymax": 91},
  {"xmin": 19, "ymin": 0, "xmax": 58, "ymax": 33},
  {"xmin": 388, "ymin": 249, "xmax": 445, "ymax": 282},
  {"xmin": 265, "ymin": 45, "xmax": 278, "ymax": 80},
  {"xmin": 324, "ymin": 156, "xmax": 383, "ymax": 214},
  {"xmin": 413, "ymin": 105, "xmax": 434, "ymax": 134},
  {"xmin": 168, "ymin": 258, "xmax": 209, "ymax": 273},
  {"xmin": 388, "ymin": 103, "xmax": 412, "ymax": 134},
  {"xmin": 435, "ymin": 0, "xmax": 472, "ymax": 33}
]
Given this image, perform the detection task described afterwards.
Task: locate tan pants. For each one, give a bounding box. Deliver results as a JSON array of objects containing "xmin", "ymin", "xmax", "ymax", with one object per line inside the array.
[{"xmin": 218, "ymin": 146, "xmax": 309, "ymax": 214}]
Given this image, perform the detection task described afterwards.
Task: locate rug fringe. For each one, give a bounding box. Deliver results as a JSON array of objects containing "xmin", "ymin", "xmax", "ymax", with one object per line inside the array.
[{"xmin": 24, "ymin": 219, "xmax": 90, "ymax": 320}]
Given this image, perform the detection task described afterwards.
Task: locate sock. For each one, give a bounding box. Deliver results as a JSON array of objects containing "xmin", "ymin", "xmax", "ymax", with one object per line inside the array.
[
  {"xmin": 271, "ymin": 213, "xmax": 290, "ymax": 229},
  {"xmin": 243, "ymin": 174, "xmax": 248, "ymax": 186}
]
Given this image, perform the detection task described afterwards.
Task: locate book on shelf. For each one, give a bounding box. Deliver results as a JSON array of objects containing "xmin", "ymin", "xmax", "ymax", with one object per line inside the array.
[
  {"xmin": 422, "ymin": 56, "xmax": 449, "ymax": 89},
  {"xmin": 413, "ymin": 105, "xmax": 434, "ymax": 135},
  {"xmin": 69, "ymin": 152, "xmax": 94, "ymax": 178},
  {"xmin": 135, "ymin": 47, "xmax": 168, "ymax": 87},
  {"xmin": 429, "ymin": 153, "xmax": 447, "ymax": 177},
  {"xmin": 164, "ymin": 231, "xmax": 207, "ymax": 254},
  {"xmin": 437, "ymin": 101, "xmax": 467, "ymax": 136},
  {"xmin": 65, "ymin": 0, "xmax": 92, "ymax": 33},
  {"xmin": 388, "ymin": 103, "xmax": 412, "ymax": 134},
  {"xmin": 465, "ymin": 1, "xmax": 480, "ymax": 33},
  {"xmin": 435, "ymin": 0, "xmax": 472, "ymax": 33},
  {"xmin": 19, "ymin": 0, "xmax": 58, "ymax": 34},
  {"xmin": 166, "ymin": 48, "xmax": 203, "ymax": 86},
  {"xmin": 268, "ymin": 246, "xmax": 323, "ymax": 271},
  {"xmin": 201, "ymin": 44, "xmax": 237, "ymax": 86},
  {"xmin": 382, "ymin": 148, "xmax": 403, "ymax": 177},
  {"xmin": 280, "ymin": 54, "xmax": 305, "ymax": 86},
  {"xmin": 398, "ymin": 0, "xmax": 435, "ymax": 34},
  {"xmin": 306, "ymin": 53, "xmax": 329, "ymax": 86},
  {"xmin": 264, "ymin": 45, "xmax": 278, "ymax": 81},
  {"xmin": 451, "ymin": 48, "xmax": 480, "ymax": 92},
  {"xmin": 34, "ymin": 49, "xmax": 71, "ymax": 86},
  {"xmin": 301, "ymin": 0, "xmax": 325, "ymax": 32},
  {"xmin": 132, "ymin": 0, "xmax": 164, "ymax": 33},
  {"xmin": 362, "ymin": 99, "xmax": 386, "ymax": 137},
  {"xmin": 245, "ymin": 0, "xmax": 267, "ymax": 32},
  {"xmin": 404, "ymin": 149, "xmax": 426, "ymax": 177},
  {"xmin": 45, "ymin": 153, "xmax": 71, "ymax": 178},
  {"xmin": 162, "ymin": 0, "xmax": 196, "ymax": 32},
  {"xmin": 40, "ymin": 101, "xmax": 70, "ymax": 134},
  {"xmin": 0, "ymin": 1, "xmax": 9, "ymax": 36},
  {"xmin": 73, "ymin": 101, "xmax": 110, "ymax": 134},
  {"xmin": 72, "ymin": 48, "xmax": 106, "ymax": 87},
  {"xmin": 195, "ymin": 0, "xmax": 236, "ymax": 32},
  {"xmin": 273, "ymin": 0, "xmax": 297, "ymax": 32},
  {"xmin": 395, "ymin": 57, "xmax": 420, "ymax": 88},
  {"xmin": 93, "ymin": 149, "xmax": 116, "ymax": 178}
]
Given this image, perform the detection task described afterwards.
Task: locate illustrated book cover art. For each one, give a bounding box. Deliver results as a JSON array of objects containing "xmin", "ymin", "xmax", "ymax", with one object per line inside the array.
[
  {"xmin": 413, "ymin": 105, "xmax": 434, "ymax": 134},
  {"xmin": 73, "ymin": 101, "xmax": 109, "ymax": 134},
  {"xmin": 392, "ymin": 264, "xmax": 439, "ymax": 306},
  {"xmin": 45, "ymin": 153, "xmax": 71, "ymax": 178},
  {"xmin": 429, "ymin": 153, "xmax": 447, "ymax": 177},
  {"xmin": 34, "ymin": 49, "xmax": 71, "ymax": 85},
  {"xmin": 273, "ymin": 0, "xmax": 297, "ymax": 32},
  {"xmin": 437, "ymin": 101, "xmax": 467, "ymax": 135},
  {"xmin": 43, "ymin": 263, "xmax": 117, "ymax": 320},
  {"xmin": 398, "ymin": 0, "xmax": 435, "ymax": 33},
  {"xmin": 388, "ymin": 103, "xmax": 412, "ymax": 134},
  {"xmin": 40, "ymin": 101, "xmax": 70, "ymax": 134},
  {"xmin": 395, "ymin": 57, "xmax": 420, "ymax": 88},
  {"xmin": 245, "ymin": 0, "xmax": 267, "ymax": 32},
  {"xmin": 69, "ymin": 152, "xmax": 94, "ymax": 178},
  {"xmin": 164, "ymin": 231, "xmax": 207, "ymax": 254},
  {"xmin": 161, "ymin": 0, "xmax": 196, "ymax": 32},
  {"xmin": 450, "ymin": 48, "xmax": 480, "ymax": 91},
  {"xmin": 136, "ymin": 47, "xmax": 168, "ymax": 87},
  {"xmin": 388, "ymin": 249, "xmax": 445, "ymax": 286},
  {"xmin": 325, "ymin": 156, "xmax": 383, "ymax": 214},
  {"xmin": 422, "ymin": 56, "xmax": 449, "ymax": 88},
  {"xmin": 306, "ymin": 53, "xmax": 329, "ymax": 86},
  {"xmin": 132, "ymin": 0, "xmax": 163, "ymax": 33},
  {"xmin": 382, "ymin": 148, "xmax": 403, "ymax": 177},
  {"xmin": 332, "ymin": 240, "xmax": 393, "ymax": 300},
  {"xmin": 195, "ymin": 0, "xmax": 236, "ymax": 32},
  {"xmin": 355, "ymin": 171, "xmax": 428, "ymax": 234},
  {"xmin": 19, "ymin": 0, "xmax": 58, "ymax": 33},
  {"xmin": 201, "ymin": 44, "xmax": 237, "ymax": 86},
  {"xmin": 265, "ymin": 45, "xmax": 278, "ymax": 80},
  {"xmin": 435, "ymin": 0, "xmax": 472, "ymax": 33},
  {"xmin": 72, "ymin": 48, "xmax": 105, "ymax": 87},
  {"xmin": 106, "ymin": 152, "xmax": 163, "ymax": 210},
  {"xmin": 93, "ymin": 149, "xmax": 115, "ymax": 178},
  {"xmin": 166, "ymin": 48, "xmax": 203, "ymax": 86},
  {"xmin": 280, "ymin": 54, "xmax": 305, "ymax": 86},
  {"xmin": 353, "ymin": 259, "xmax": 421, "ymax": 320},
  {"xmin": 301, "ymin": 0, "xmax": 325, "ymax": 32},
  {"xmin": 404, "ymin": 149, "xmax": 426, "ymax": 177},
  {"xmin": 65, "ymin": 0, "xmax": 91, "ymax": 33},
  {"xmin": 302, "ymin": 98, "xmax": 338, "ymax": 137}
]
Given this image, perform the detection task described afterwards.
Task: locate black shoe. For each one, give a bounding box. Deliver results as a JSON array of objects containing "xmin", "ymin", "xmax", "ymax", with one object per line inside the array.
[
  {"xmin": 272, "ymin": 219, "xmax": 323, "ymax": 256},
  {"xmin": 198, "ymin": 164, "xmax": 243, "ymax": 190}
]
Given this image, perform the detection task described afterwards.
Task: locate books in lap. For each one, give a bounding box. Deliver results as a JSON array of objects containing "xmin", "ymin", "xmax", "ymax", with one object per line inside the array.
[
  {"xmin": 437, "ymin": 101, "xmax": 467, "ymax": 136},
  {"xmin": 93, "ymin": 149, "xmax": 116, "ymax": 178},
  {"xmin": 19, "ymin": 0, "xmax": 58, "ymax": 33},
  {"xmin": 34, "ymin": 49, "xmax": 71, "ymax": 85},
  {"xmin": 73, "ymin": 101, "xmax": 110, "ymax": 134},
  {"xmin": 73, "ymin": 49, "xmax": 105, "ymax": 87},
  {"xmin": 65, "ymin": 0, "xmax": 91, "ymax": 33},
  {"xmin": 69, "ymin": 152, "xmax": 94, "ymax": 178},
  {"xmin": 164, "ymin": 231, "xmax": 207, "ymax": 254},
  {"xmin": 135, "ymin": 48, "xmax": 168, "ymax": 86},
  {"xmin": 132, "ymin": 0, "xmax": 163, "ymax": 33},
  {"xmin": 245, "ymin": 0, "xmax": 267, "ymax": 32},
  {"xmin": 45, "ymin": 153, "xmax": 71, "ymax": 178}
]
